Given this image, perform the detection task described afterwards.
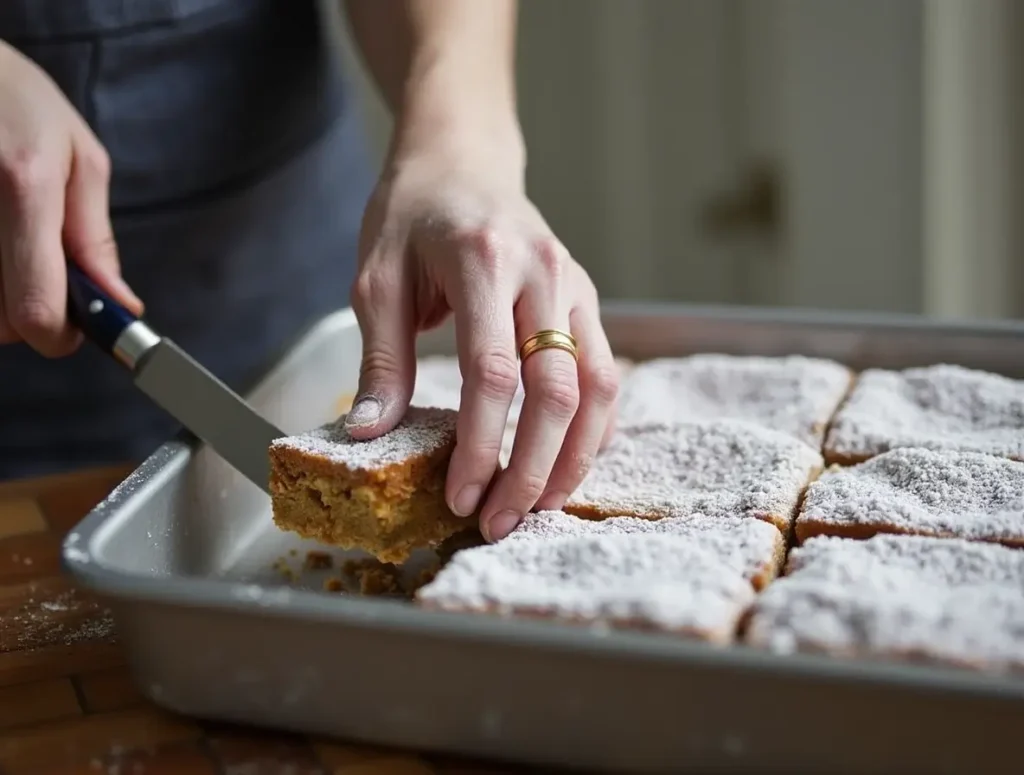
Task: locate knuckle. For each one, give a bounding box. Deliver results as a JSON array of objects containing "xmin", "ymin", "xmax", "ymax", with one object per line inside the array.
[
  {"xmin": 586, "ymin": 362, "xmax": 621, "ymax": 405},
  {"xmin": 535, "ymin": 371, "xmax": 581, "ymax": 420},
  {"xmin": 467, "ymin": 350, "xmax": 521, "ymax": 402},
  {"xmin": 456, "ymin": 226, "xmax": 506, "ymax": 273},
  {"xmin": 350, "ymin": 267, "xmax": 397, "ymax": 310},
  {"xmin": 10, "ymin": 294, "xmax": 63, "ymax": 347},
  {"xmin": 1, "ymin": 147, "xmax": 52, "ymax": 200},
  {"xmin": 81, "ymin": 143, "xmax": 111, "ymax": 180},
  {"xmin": 532, "ymin": 237, "xmax": 567, "ymax": 280},
  {"xmin": 513, "ymin": 471, "xmax": 549, "ymax": 502},
  {"xmin": 359, "ymin": 347, "xmax": 403, "ymax": 380}
]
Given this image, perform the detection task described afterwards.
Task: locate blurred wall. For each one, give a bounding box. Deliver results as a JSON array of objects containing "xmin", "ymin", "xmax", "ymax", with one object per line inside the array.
[{"xmin": 324, "ymin": 0, "xmax": 1023, "ymax": 320}]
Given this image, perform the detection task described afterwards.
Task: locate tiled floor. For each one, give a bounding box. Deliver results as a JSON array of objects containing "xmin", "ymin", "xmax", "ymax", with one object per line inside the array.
[{"xmin": 0, "ymin": 465, "xmax": 537, "ymax": 775}]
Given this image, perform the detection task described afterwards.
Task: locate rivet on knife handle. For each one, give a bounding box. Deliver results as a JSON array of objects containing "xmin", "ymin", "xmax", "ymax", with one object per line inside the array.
[{"xmin": 65, "ymin": 262, "xmax": 160, "ymax": 370}]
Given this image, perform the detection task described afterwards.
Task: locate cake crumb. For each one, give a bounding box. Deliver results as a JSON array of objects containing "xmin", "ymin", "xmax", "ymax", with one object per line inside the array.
[
  {"xmin": 323, "ymin": 577, "xmax": 344, "ymax": 592},
  {"xmin": 342, "ymin": 558, "xmax": 403, "ymax": 596},
  {"xmin": 304, "ymin": 550, "xmax": 333, "ymax": 570}
]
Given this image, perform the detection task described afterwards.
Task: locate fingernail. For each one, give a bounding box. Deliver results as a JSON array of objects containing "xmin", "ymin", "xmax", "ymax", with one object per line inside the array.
[
  {"xmin": 534, "ymin": 491, "xmax": 568, "ymax": 512},
  {"xmin": 110, "ymin": 276, "xmax": 143, "ymax": 310},
  {"xmin": 452, "ymin": 484, "xmax": 482, "ymax": 517},
  {"xmin": 485, "ymin": 510, "xmax": 521, "ymax": 542},
  {"xmin": 345, "ymin": 396, "xmax": 382, "ymax": 428}
]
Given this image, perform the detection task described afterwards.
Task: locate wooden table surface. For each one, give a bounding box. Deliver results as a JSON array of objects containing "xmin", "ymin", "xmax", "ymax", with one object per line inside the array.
[{"xmin": 0, "ymin": 465, "xmax": 550, "ymax": 775}]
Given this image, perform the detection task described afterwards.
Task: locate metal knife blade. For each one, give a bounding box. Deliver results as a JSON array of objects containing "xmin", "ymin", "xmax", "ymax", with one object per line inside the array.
[
  {"xmin": 133, "ymin": 339, "xmax": 283, "ymax": 491},
  {"xmin": 65, "ymin": 262, "xmax": 284, "ymax": 493}
]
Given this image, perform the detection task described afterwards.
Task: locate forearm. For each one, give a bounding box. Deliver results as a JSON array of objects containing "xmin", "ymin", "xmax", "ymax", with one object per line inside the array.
[{"xmin": 343, "ymin": 0, "xmax": 523, "ymax": 165}]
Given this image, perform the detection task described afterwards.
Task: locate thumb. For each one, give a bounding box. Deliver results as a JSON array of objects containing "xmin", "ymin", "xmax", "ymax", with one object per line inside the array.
[
  {"xmin": 63, "ymin": 132, "xmax": 144, "ymax": 315},
  {"xmin": 345, "ymin": 264, "xmax": 417, "ymax": 440}
]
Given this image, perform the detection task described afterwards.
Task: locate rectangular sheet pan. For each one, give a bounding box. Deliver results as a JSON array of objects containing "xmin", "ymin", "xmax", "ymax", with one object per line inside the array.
[{"xmin": 63, "ymin": 302, "xmax": 1024, "ymax": 775}]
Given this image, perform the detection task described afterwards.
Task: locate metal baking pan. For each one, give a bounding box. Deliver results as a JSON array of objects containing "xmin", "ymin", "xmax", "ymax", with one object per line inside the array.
[{"xmin": 63, "ymin": 302, "xmax": 1024, "ymax": 775}]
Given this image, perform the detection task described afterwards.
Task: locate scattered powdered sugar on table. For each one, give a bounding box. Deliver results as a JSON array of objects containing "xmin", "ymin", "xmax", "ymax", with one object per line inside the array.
[
  {"xmin": 565, "ymin": 420, "xmax": 823, "ymax": 527},
  {"xmin": 0, "ymin": 587, "xmax": 116, "ymax": 652},
  {"xmin": 797, "ymin": 448, "xmax": 1024, "ymax": 544},
  {"xmin": 824, "ymin": 364, "xmax": 1024, "ymax": 461},
  {"xmin": 618, "ymin": 354, "xmax": 851, "ymax": 447},
  {"xmin": 746, "ymin": 534, "xmax": 1024, "ymax": 672},
  {"xmin": 507, "ymin": 510, "xmax": 783, "ymax": 587},
  {"xmin": 416, "ymin": 532, "xmax": 757, "ymax": 639},
  {"xmin": 270, "ymin": 406, "xmax": 456, "ymax": 469}
]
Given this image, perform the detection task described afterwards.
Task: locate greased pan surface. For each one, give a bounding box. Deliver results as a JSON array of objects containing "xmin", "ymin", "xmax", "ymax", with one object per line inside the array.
[{"xmin": 63, "ymin": 302, "xmax": 1024, "ymax": 775}]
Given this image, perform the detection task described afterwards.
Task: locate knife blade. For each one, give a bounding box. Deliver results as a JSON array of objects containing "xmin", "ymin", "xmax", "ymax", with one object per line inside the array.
[{"xmin": 65, "ymin": 262, "xmax": 283, "ymax": 492}]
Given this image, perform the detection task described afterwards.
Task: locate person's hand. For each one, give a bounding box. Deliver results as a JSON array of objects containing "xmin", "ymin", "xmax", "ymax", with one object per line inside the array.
[
  {"xmin": 345, "ymin": 121, "xmax": 620, "ymax": 544},
  {"xmin": 0, "ymin": 41, "xmax": 142, "ymax": 356}
]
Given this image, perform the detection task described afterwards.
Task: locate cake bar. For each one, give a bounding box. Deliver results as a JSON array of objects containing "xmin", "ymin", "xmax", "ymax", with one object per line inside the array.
[
  {"xmin": 745, "ymin": 534, "xmax": 1024, "ymax": 674},
  {"xmin": 564, "ymin": 420, "xmax": 824, "ymax": 535},
  {"xmin": 416, "ymin": 509, "xmax": 786, "ymax": 642},
  {"xmin": 823, "ymin": 364, "xmax": 1024, "ymax": 465},
  {"xmin": 617, "ymin": 354, "xmax": 852, "ymax": 448},
  {"xmin": 269, "ymin": 406, "xmax": 471, "ymax": 563},
  {"xmin": 795, "ymin": 448, "xmax": 1024, "ymax": 547}
]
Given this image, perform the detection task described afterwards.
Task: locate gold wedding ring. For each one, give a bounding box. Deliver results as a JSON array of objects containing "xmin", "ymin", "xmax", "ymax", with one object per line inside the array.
[{"xmin": 518, "ymin": 329, "xmax": 579, "ymax": 363}]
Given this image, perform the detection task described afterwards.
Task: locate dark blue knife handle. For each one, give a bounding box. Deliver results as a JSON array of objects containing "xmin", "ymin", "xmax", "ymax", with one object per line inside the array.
[{"xmin": 65, "ymin": 262, "xmax": 138, "ymax": 356}]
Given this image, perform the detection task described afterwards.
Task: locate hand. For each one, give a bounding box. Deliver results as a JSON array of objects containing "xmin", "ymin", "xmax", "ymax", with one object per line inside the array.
[
  {"xmin": 0, "ymin": 41, "xmax": 142, "ymax": 356},
  {"xmin": 345, "ymin": 126, "xmax": 620, "ymax": 544}
]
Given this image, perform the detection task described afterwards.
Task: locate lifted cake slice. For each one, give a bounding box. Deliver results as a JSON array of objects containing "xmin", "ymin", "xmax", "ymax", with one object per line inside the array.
[{"xmin": 269, "ymin": 406, "xmax": 472, "ymax": 563}]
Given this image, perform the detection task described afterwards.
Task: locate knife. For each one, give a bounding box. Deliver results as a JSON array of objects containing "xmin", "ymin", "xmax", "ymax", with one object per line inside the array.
[{"xmin": 65, "ymin": 262, "xmax": 284, "ymax": 493}]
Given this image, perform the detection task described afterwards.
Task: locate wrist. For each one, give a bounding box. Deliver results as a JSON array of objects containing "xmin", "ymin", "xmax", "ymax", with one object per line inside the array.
[{"xmin": 388, "ymin": 53, "xmax": 526, "ymax": 176}]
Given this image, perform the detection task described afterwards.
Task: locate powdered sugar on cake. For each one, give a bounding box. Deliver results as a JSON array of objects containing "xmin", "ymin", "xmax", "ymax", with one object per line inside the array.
[
  {"xmin": 565, "ymin": 420, "xmax": 823, "ymax": 528},
  {"xmin": 270, "ymin": 406, "xmax": 456, "ymax": 470},
  {"xmin": 746, "ymin": 534, "xmax": 1024, "ymax": 672},
  {"xmin": 797, "ymin": 448, "xmax": 1024, "ymax": 544},
  {"xmin": 825, "ymin": 364, "xmax": 1024, "ymax": 461},
  {"xmin": 618, "ymin": 354, "xmax": 851, "ymax": 447},
  {"xmin": 507, "ymin": 510, "xmax": 783, "ymax": 587},
  {"xmin": 416, "ymin": 531, "xmax": 758, "ymax": 639}
]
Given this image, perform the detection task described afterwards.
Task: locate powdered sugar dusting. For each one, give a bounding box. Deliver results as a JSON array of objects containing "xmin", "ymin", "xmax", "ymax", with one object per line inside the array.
[
  {"xmin": 416, "ymin": 531, "xmax": 757, "ymax": 638},
  {"xmin": 565, "ymin": 420, "xmax": 823, "ymax": 528},
  {"xmin": 270, "ymin": 406, "xmax": 456, "ymax": 470},
  {"xmin": 619, "ymin": 354, "xmax": 851, "ymax": 447},
  {"xmin": 797, "ymin": 448, "xmax": 1024, "ymax": 544},
  {"xmin": 508, "ymin": 510, "xmax": 782, "ymax": 585},
  {"xmin": 825, "ymin": 364, "xmax": 1024, "ymax": 461},
  {"xmin": 746, "ymin": 534, "xmax": 1024, "ymax": 672}
]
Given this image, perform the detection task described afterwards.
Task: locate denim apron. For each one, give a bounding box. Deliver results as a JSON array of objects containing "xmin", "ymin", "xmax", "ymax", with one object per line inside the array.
[{"xmin": 0, "ymin": 0, "xmax": 375, "ymax": 479}]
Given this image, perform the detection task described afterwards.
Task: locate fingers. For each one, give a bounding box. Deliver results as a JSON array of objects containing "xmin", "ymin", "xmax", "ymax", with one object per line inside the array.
[
  {"xmin": 63, "ymin": 130, "xmax": 142, "ymax": 315},
  {"xmin": 346, "ymin": 257, "xmax": 418, "ymax": 440},
  {"xmin": 444, "ymin": 259, "xmax": 520, "ymax": 519},
  {"xmin": 477, "ymin": 242, "xmax": 580, "ymax": 542},
  {"xmin": 0, "ymin": 147, "xmax": 80, "ymax": 357},
  {"xmin": 534, "ymin": 292, "xmax": 620, "ymax": 512}
]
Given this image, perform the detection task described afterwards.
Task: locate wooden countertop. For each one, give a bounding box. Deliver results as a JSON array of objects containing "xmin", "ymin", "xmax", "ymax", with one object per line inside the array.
[{"xmin": 0, "ymin": 465, "xmax": 541, "ymax": 775}]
